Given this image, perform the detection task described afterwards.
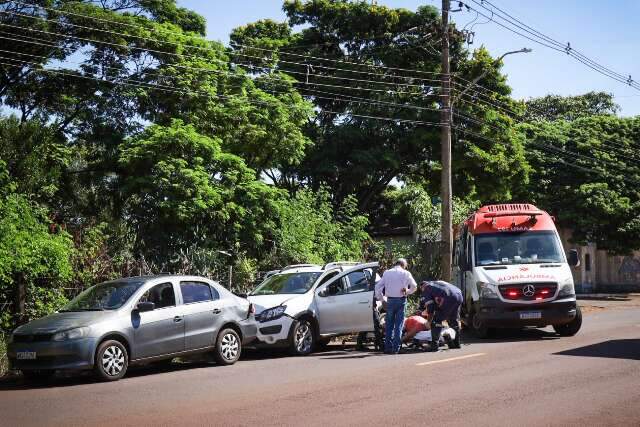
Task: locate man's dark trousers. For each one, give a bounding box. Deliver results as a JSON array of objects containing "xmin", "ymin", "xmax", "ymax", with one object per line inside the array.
[{"xmin": 431, "ymin": 293, "xmax": 463, "ymax": 345}]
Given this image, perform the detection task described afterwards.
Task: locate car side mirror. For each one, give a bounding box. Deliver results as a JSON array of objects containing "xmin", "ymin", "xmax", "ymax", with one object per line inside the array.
[
  {"xmin": 318, "ymin": 289, "xmax": 327, "ymax": 298},
  {"xmin": 136, "ymin": 301, "xmax": 155, "ymax": 312},
  {"xmin": 568, "ymin": 249, "xmax": 580, "ymax": 268}
]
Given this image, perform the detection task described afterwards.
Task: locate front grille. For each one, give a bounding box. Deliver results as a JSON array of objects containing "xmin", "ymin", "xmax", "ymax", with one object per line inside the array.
[
  {"xmin": 13, "ymin": 333, "xmax": 53, "ymax": 343},
  {"xmin": 499, "ymin": 282, "xmax": 557, "ymax": 301}
]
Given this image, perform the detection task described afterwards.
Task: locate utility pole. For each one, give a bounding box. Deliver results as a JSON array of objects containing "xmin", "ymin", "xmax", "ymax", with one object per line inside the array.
[{"xmin": 440, "ymin": 0, "xmax": 453, "ymax": 282}]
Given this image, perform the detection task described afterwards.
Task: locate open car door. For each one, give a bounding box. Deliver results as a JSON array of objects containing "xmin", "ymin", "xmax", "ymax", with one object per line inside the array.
[{"xmin": 314, "ymin": 262, "xmax": 378, "ymax": 335}]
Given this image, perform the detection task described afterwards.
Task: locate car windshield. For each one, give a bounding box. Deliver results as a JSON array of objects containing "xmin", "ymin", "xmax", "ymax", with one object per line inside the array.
[
  {"xmin": 475, "ymin": 231, "xmax": 564, "ymax": 266},
  {"xmin": 61, "ymin": 281, "xmax": 144, "ymax": 311},
  {"xmin": 250, "ymin": 272, "xmax": 322, "ymax": 295}
]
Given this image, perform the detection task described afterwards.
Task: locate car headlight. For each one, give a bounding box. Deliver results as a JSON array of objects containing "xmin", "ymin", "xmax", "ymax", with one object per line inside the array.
[
  {"xmin": 257, "ymin": 306, "xmax": 287, "ymax": 322},
  {"xmin": 52, "ymin": 327, "xmax": 90, "ymax": 341},
  {"xmin": 477, "ymin": 282, "xmax": 499, "ymax": 299},
  {"xmin": 557, "ymin": 282, "xmax": 575, "ymax": 297}
]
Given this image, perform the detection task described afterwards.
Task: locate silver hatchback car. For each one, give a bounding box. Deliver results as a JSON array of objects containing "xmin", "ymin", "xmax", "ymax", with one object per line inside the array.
[{"xmin": 7, "ymin": 275, "xmax": 257, "ymax": 381}]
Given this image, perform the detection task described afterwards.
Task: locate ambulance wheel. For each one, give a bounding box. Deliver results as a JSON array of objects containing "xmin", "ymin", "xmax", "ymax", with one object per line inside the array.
[
  {"xmin": 553, "ymin": 306, "xmax": 582, "ymax": 336},
  {"xmin": 469, "ymin": 311, "xmax": 491, "ymax": 339}
]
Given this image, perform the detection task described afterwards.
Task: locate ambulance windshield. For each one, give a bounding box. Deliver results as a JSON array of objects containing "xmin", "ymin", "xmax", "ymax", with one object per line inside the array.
[{"xmin": 474, "ymin": 230, "xmax": 564, "ymax": 266}]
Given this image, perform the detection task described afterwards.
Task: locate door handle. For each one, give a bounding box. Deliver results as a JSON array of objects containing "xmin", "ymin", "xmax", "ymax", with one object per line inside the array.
[
  {"xmin": 173, "ymin": 316, "xmax": 183, "ymax": 322},
  {"xmin": 212, "ymin": 308, "xmax": 222, "ymax": 314},
  {"xmin": 358, "ymin": 300, "xmax": 369, "ymax": 304}
]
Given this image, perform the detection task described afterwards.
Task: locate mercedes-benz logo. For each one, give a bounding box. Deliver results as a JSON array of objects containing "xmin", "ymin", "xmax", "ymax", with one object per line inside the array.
[{"xmin": 522, "ymin": 284, "xmax": 536, "ymax": 297}]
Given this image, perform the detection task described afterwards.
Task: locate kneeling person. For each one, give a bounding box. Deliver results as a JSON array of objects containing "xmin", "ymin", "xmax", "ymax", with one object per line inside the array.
[{"xmin": 419, "ymin": 280, "xmax": 463, "ymax": 352}]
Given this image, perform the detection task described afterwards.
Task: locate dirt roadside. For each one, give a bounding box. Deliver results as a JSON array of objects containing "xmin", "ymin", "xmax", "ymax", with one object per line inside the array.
[{"xmin": 578, "ymin": 293, "xmax": 640, "ymax": 314}]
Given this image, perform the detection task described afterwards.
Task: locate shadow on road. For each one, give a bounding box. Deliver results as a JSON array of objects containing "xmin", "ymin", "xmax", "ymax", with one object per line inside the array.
[
  {"xmin": 553, "ymin": 339, "xmax": 640, "ymax": 361},
  {"xmin": 0, "ymin": 345, "xmax": 354, "ymax": 390},
  {"xmin": 0, "ymin": 360, "xmax": 216, "ymax": 391},
  {"xmin": 577, "ymin": 295, "xmax": 631, "ymax": 302},
  {"xmin": 461, "ymin": 328, "xmax": 560, "ymax": 344}
]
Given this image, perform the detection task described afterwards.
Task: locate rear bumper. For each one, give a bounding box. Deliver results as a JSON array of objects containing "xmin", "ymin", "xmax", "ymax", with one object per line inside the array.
[
  {"xmin": 7, "ymin": 338, "xmax": 98, "ymax": 371},
  {"xmin": 476, "ymin": 297, "xmax": 577, "ymax": 328}
]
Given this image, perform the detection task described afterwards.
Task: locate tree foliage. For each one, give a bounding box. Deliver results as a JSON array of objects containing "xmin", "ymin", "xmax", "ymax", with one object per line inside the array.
[{"xmin": 518, "ymin": 115, "xmax": 640, "ymax": 254}]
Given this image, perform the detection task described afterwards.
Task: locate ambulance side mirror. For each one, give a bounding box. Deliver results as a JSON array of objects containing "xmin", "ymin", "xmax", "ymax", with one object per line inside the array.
[{"xmin": 568, "ymin": 249, "xmax": 580, "ymax": 268}]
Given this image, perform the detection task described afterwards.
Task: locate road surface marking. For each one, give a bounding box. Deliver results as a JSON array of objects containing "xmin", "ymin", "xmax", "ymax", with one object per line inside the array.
[{"xmin": 416, "ymin": 352, "xmax": 486, "ymax": 366}]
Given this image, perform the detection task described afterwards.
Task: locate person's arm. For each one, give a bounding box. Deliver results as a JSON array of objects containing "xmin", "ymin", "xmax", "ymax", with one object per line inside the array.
[
  {"xmin": 405, "ymin": 272, "xmax": 418, "ymax": 295},
  {"xmin": 374, "ymin": 275, "xmax": 386, "ymax": 301}
]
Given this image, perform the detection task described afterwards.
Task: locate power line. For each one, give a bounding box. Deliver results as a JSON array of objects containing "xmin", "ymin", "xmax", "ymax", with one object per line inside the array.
[
  {"xmin": 0, "ymin": 57, "xmax": 447, "ymax": 129},
  {"xmin": 454, "ymin": 110, "xmax": 640, "ymax": 170},
  {"xmin": 3, "ymin": 1, "xmax": 449, "ymax": 82},
  {"xmin": 454, "ymin": 125, "xmax": 640, "ymax": 185},
  {"xmin": 0, "ymin": 43, "xmax": 445, "ymax": 118},
  {"xmin": 1, "ymin": 8, "xmax": 446, "ymax": 89},
  {"xmin": 462, "ymin": 0, "xmax": 640, "ymax": 91},
  {"xmin": 0, "ymin": 23, "xmax": 445, "ymax": 99}
]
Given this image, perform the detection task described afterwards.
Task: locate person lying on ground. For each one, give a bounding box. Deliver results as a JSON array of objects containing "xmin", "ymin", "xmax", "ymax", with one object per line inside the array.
[{"xmin": 402, "ymin": 312, "xmax": 431, "ymax": 343}]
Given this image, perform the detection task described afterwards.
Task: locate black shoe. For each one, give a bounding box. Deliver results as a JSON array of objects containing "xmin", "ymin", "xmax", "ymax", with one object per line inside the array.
[
  {"xmin": 443, "ymin": 334, "xmax": 454, "ymax": 348},
  {"xmin": 425, "ymin": 341, "xmax": 439, "ymax": 352}
]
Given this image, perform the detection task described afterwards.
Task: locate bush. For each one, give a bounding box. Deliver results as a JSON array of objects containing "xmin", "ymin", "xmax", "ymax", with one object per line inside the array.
[
  {"xmin": 0, "ymin": 194, "xmax": 73, "ymax": 332},
  {"xmin": 270, "ymin": 188, "xmax": 369, "ymax": 266}
]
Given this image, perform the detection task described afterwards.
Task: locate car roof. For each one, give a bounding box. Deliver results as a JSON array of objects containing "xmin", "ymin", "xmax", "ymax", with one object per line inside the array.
[
  {"xmin": 104, "ymin": 275, "xmax": 217, "ymax": 284},
  {"xmin": 273, "ymin": 261, "xmax": 378, "ymax": 275}
]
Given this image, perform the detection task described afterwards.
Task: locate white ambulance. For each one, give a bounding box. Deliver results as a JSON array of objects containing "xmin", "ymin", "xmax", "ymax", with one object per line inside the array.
[{"xmin": 453, "ymin": 204, "xmax": 582, "ymax": 337}]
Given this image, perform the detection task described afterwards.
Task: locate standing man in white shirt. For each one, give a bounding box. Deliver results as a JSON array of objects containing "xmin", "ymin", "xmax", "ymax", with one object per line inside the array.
[{"xmin": 374, "ymin": 258, "xmax": 418, "ymax": 354}]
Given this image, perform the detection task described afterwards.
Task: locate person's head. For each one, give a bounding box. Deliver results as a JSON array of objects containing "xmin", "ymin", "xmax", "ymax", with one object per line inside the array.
[
  {"xmin": 419, "ymin": 280, "xmax": 432, "ymax": 294},
  {"xmin": 394, "ymin": 258, "xmax": 408, "ymax": 269}
]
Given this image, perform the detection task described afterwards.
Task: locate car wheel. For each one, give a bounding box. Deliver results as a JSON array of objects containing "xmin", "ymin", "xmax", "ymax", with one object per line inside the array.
[
  {"xmin": 289, "ymin": 318, "xmax": 315, "ymax": 356},
  {"xmin": 214, "ymin": 328, "xmax": 241, "ymax": 365},
  {"xmin": 469, "ymin": 311, "xmax": 492, "ymax": 339},
  {"xmin": 553, "ymin": 306, "xmax": 582, "ymax": 336},
  {"xmin": 94, "ymin": 339, "xmax": 128, "ymax": 381},
  {"xmin": 21, "ymin": 370, "xmax": 55, "ymax": 381}
]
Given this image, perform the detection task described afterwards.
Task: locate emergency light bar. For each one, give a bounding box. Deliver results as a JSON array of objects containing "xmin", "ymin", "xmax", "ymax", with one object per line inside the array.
[{"xmin": 483, "ymin": 211, "xmax": 543, "ymax": 219}]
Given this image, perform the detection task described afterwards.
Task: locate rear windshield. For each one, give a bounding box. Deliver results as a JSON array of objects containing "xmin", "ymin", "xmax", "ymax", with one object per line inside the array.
[
  {"xmin": 475, "ymin": 231, "xmax": 564, "ymax": 266},
  {"xmin": 250, "ymin": 272, "xmax": 322, "ymax": 295}
]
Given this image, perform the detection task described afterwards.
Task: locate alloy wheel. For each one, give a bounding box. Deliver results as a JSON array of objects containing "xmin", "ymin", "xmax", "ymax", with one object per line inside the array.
[
  {"xmin": 295, "ymin": 321, "xmax": 312, "ymax": 353},
  {"xmin": 221, "ymin": 332, "xmax": 239, "ymax": 361},
  {"xmin": 101, "ymin": 345, "xmax": 125, "ymax": 376}
]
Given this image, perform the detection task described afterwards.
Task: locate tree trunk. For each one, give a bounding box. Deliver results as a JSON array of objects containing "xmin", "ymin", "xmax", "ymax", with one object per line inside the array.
[{"xmin": 14, "ymin": 273, "xmax": 27, "ymax": 325}]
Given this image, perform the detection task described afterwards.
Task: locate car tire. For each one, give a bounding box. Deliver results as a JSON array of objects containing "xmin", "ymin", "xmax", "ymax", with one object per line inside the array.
[
  {"xmin": 289, "ymin": 318, "xmax": 315, "ymax": 356},
  {"xmin": 469, "ymin": 311, "xmax": 492, "ymax": 339},
  {"xmin": 94, "ymin": 339, "xmax": 128, "ymax": 381},
  {"xmin": 553, "ymin": 306, "xmax": 582, "ymax": 336},
  {"xmin": 214, "ymin": 328, "xmax": 242, "ymax": 365},
  {"xmin": 21, "ymin": 369, "xmax": 55, "ymax": 381}
]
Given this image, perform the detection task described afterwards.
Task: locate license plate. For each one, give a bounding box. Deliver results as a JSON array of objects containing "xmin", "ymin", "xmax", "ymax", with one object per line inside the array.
[
  {"xmin": 17, "ymin": 351, "xmax": 36, "ymax": 360},
  {"xmin": 519, "ymin": 312, "xmax": 542, "ymax": 320}
]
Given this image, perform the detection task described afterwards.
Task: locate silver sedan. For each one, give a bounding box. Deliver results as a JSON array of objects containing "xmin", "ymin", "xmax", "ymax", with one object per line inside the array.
[{"xmin": 7, "ymin": 275, "xmax": 257, "ymax": 381}]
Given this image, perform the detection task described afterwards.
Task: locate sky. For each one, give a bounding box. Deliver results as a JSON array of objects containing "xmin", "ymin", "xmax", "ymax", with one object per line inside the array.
[{"xmin": 178, "ymin": 0, "xmax": 640, "ymax": 117}]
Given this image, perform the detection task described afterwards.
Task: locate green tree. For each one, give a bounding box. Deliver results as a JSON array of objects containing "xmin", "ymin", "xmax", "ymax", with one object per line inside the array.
[
  {"xmin": 518, "ymin": 115, "xmax": 640, "ymax": 254},
  {"xmin": 0, "ymin": 194, "xmax": 73, "ymax": 330},
  {"xmin": 118, "ymin": 120, "xmax": 283, "ymax": 261},
  {"xmin": 526, "ymin": 91, "xmax": 619, "ymax": 121},
  {"xmin": 271, "ymin": 188, "xmax": 369, "ymax": 265},
  {"xmin": 231, "ymin": 2, "xmax": 528, "ymax": 211}
]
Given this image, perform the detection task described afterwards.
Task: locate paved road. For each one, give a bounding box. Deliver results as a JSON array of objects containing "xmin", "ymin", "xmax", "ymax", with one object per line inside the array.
[{"xmin": 1, "ymin": 301, "xmax": 639, "ymax": 427}]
